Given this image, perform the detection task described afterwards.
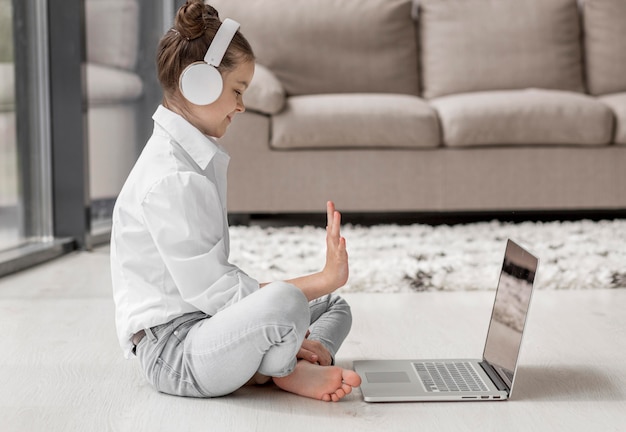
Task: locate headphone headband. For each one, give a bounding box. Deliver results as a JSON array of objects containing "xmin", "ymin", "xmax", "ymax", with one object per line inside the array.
[
  {"xmin": 204, "ymin": 18, "xmax": 240, "ymax": 67},
  {"xmin": 178, "ymin": 18, "xmax": 241, "ymax": 105}
]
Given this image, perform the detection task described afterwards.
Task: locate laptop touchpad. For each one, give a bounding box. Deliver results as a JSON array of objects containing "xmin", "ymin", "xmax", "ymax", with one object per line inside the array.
[{"xmin": 365, "ymin": 372, "xmax": 410, "ymax": 383}]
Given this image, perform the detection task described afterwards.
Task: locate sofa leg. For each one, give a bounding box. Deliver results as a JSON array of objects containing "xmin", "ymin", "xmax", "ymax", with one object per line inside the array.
[{"xmin": 228, "ymin": 213, "xmax": 251, "ymax": 226}]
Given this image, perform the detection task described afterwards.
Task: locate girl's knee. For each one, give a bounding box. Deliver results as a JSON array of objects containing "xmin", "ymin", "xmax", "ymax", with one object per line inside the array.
[
  {"xmin": 330, "ymin": 294, "xmax": 353, "ymax": 329},
  {"xmin": 261, "ymin": 281, "xmax": 310, "ymax": 325},
  {"xmin": 311, "ymin": 294, "xmax": 352, "ymax": 323},
  {"xmin": 330, "ymin": 294, "xmax": 351, "ymax": 311},
  {"xmin": 263, "ymin": 281, "xmax": 308, "ymax": 306}
]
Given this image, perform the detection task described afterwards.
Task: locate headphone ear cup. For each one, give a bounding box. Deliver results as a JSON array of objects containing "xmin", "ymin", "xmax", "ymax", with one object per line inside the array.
[{"xmin": 179, "ymin": 62, "xmax": 224, "ymax": 106}]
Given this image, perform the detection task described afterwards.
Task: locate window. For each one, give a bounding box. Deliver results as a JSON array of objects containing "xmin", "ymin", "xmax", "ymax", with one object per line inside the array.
[
  {"xmin": 0, "ymin": 0, "xmax": 62, "ymax": 276},
  {"xmin": 86, "ymin": 0, "xmax": 172, "ymax": 240},
  {"xmin": 0, "ymin": 0, "xmax": 173, "ymax": 276},
  {"xmin": 0, "ymin": 0, "xmax": 19, "ymax": 251}
]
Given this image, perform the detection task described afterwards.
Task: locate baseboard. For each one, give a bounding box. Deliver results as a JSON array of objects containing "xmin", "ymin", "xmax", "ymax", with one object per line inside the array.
[
  {"xmin": 0, "ymin": 238, "xmax": 75, "ymax": 278},
  {"xmin": 230, "ymin": 209, "xmax": 626, "ymax": 227}
]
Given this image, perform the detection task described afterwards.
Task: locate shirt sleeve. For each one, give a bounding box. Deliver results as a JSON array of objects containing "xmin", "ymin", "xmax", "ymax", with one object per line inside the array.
[{"xmin": 140, "ymin": 171, "xmax": 259, "ymax": 315}]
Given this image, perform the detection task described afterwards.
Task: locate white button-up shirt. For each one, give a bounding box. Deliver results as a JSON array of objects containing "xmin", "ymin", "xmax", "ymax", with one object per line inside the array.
[{"xmin": 111, "ymin": 105, "xmax": 259, "ymax": 358}]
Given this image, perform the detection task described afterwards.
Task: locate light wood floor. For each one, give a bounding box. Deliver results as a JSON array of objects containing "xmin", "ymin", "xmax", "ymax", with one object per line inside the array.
[{"xmin": 1, "ymin": 247, "xmax": 625, "ymax": 431}]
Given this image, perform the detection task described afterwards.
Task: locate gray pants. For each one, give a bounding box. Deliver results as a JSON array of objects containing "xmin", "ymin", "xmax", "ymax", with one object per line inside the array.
[{"xmin": 135, "ymin": 282, "xmax": 352, "ymax": 398}]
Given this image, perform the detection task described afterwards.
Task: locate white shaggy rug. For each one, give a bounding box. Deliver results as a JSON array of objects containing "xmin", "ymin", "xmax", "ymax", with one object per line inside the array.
[{"xmin": 229, "ymin": 219, "xmax": 626, "ymax": 293}]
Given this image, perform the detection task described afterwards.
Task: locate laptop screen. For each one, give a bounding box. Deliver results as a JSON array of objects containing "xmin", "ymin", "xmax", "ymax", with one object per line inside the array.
[{"xmin": 482, "ymin": 240, "xmax": 538, "ymax": 390}]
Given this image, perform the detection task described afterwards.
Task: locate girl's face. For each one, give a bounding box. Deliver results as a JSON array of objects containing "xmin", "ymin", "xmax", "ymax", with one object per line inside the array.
[{"xmin": 182, "ymin": 59, "xmax": 255, "ymax": 138}]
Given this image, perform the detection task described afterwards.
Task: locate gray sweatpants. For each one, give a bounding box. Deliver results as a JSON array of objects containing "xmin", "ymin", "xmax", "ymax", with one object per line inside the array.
[{"xmin": 134, "ymin": 282, "xmax": 352, "ymax": 397}]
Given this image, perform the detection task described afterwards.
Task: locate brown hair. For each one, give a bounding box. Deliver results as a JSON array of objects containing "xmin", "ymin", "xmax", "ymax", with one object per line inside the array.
[{"xmin": 156, "ymin": 0, "xmax": 255, "ymax": 96}]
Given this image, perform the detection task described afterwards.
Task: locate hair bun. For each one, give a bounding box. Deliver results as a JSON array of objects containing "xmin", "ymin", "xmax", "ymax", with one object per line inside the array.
[{"xmin": 174, "ymin": 0, "xmax": 220, "ymax": 41}]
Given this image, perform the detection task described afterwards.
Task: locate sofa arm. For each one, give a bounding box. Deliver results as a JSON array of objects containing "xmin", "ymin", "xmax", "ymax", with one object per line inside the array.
[
  {"xmin": 85, "ymin": 63, "xmax": 143, "ymax": 105},
  {"xmin": 244, "ymin": 63, "xmax": 286, "ymax": 115}
]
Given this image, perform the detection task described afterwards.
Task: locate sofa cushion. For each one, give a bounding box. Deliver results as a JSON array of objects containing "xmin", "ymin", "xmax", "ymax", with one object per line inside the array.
[
  {"xmin": 0, "ymin": 62, "xmax": 14, "ymax": 112},
  {"xmin": 85, "ymin": 0, "xmax": 139, "ymax": 70},
  {"xmin": 210, "ymin": 0, "xmax": 419, "ymax": 97},
  {"xmin": 271, "ymin": 94, "xmax": 439, "ymax": 149},
  {"xmin": 419, "ymin": 0, "xmax": 584, "ymax": 99},
  {"xmin": 584, "ymin": 0, "xmax": 626, "ymax": 95},
  {"xmin": 0, "ymin": 1, "xmax": 12, "ymax": 62},
  {"xmin": 600, "ymin": 93, "xmax": 626, "ymax": 145},
  {"xmin": 244, "ymin": 63, "xmax": 286, "ymax": 115},
  {"xmin": 431, "ymin": 89, "xmax": 613, "ymax": 147},
  {"xmin": 86, "ymin": 64, "xmax": 143, "ymax": 105}
]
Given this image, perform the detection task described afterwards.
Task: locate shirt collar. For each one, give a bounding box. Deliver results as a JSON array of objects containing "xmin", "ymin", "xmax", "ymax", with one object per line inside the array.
[{"xmin": 152, "ymin": 104, "xmax": 222, "ymax": 170}]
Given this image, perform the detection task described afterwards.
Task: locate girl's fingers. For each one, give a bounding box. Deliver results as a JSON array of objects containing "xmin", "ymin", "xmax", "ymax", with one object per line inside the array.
[
  {"xmin": 339, "ymin": 236, "xmax": 346, "ymax": 251},
  {"xmin": 332, "ymin": 210, "xmax": 341, "ymax": 238},
  {"xmin": 326, "ymin": 201, "xmax": 335, "ymax": 229}
]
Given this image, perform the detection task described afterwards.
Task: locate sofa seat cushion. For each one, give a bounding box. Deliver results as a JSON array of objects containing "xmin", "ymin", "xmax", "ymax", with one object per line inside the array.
[
  {"xmin": 211, "ymin": 0, "xmax": 419, "ymax": 96},
  {"xmin": 584, "ymin": 0, "xmax": 626, "ymax": 95},
  {"xmin": 419, "ymin": 0, "xmax": 584, "ymax": 99},
  {"xmin": 0, "ymin": 62, "xmax": 14, "ymax": 112},
  {"xmin": 86, "ymin": 63, "xmax": 143, "ymax": 105},
  {"xmin": 600, "ymin": 93, "xmax": 626, "ymax": 145},
  {"xmin": 271, "ymin": 94, "xmax": 440, "ymax": 150},
  {"xmin": 431, "ymin": 89, "xmax": 614, "ymax": 147}
]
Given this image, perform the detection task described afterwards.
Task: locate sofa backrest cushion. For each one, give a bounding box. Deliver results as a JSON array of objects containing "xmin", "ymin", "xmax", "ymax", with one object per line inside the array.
[
  {"xmin": 419, "ymin": 0, "xmax": 585, "ymax": 99},
  {"xmin": 0, "ymin": 1, "xmax": 13, "ymax": 63},
  {"xmin": 85, "ymin": 0, "xmax": 140, "ymax": 71},
  {"xmin": 584, "ymin": 0, "xmax": 626, "ymax": 95},
  {"xmin": 210, "ymin": 0, "xmax": 419, "ymax": 96}
]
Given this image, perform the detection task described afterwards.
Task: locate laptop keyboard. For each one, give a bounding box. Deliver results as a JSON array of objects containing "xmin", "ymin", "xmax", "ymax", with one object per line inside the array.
[{"xmin": 413, "ymin": 362, "xmax": 489, "ymax": 392}]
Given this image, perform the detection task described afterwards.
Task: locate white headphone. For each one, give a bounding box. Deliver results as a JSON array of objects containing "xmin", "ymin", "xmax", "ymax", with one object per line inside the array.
[{"xmin": 179, "ymin": 18, "xmax": 240, "ymax": 106}]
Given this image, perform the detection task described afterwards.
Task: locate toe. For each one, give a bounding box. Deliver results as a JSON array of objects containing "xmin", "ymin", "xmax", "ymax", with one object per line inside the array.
[{"xmin": 344, "ymin": 370, "xmax": 362, "ymax": 387}]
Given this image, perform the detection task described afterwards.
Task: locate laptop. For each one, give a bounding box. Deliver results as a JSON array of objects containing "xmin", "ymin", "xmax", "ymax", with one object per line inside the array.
[{"xmin": 354, "ymin": 239, "xmax": 539, "ymax": 402}]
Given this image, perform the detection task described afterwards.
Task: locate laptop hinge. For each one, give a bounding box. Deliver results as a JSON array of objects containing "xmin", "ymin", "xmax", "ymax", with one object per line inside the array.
[{"xmin": 479, "ymin": 361, "xmax": 509, "ymax": 393}]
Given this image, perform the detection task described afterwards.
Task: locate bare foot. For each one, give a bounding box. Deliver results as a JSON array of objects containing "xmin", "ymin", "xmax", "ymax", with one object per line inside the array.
[{"xmin": 272, "ymin": 360, "xmax": 362, "ymax": 402}]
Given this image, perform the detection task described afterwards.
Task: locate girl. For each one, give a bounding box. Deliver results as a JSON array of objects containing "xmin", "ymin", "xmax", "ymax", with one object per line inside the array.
[{"xmin": 110, "ymin": 0, "xmax": 361, "ymax": 402}]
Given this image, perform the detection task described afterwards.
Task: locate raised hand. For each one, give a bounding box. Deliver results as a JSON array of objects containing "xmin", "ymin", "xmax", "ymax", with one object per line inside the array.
[
  {"xmin": 264, "ymin": 201, "xmax": 349, "ymax": 300},
  {"xmin": 322, "ymin": 201, "xmax": 349, "ymax": 291}
]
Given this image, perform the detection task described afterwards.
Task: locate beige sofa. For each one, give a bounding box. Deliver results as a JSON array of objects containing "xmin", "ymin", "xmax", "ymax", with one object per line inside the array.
[{"xmin": 211, "ymin": 0, "xmax": 626, "ymax": 215}]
